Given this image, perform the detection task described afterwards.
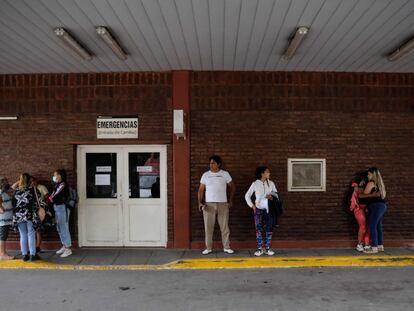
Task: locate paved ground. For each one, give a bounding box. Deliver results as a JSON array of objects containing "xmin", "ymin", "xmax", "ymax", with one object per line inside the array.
[
  {"xmin": 4, "ymin": 247, "xmax": 414, "ymax": 266},
  {"xmin": 1, "ymin": 267, "xmax": 413, "ymax": 311}
]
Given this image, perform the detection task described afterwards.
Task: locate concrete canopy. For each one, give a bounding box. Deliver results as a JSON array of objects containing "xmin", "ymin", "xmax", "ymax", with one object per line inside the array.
[{"xmin": 0, "ymin": 0, "xmax": 413, "ymax": 73}]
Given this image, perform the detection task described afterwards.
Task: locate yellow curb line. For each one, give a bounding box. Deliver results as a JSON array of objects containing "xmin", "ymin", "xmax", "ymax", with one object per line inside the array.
[
  {"xmin": 170, "ymin": 255, "xmax": 414, "ymax": 269},
  {"xmin": 0, "ymin": 255, "xmax": 413, "ymax": 271}
]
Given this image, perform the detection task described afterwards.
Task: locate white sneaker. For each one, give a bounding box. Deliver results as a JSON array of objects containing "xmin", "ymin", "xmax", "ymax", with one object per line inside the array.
[
  {"xmin": 202, "ymin": 249, "xmax": 212, "ymax": 255},
  {"xmin": 60, "ymin": 248, "xmax": 72, "ymax": 258},
  {"xmin": 254, "ymin": 249, "xmax": 264, "ymax": 256},
  {"xmin": 56, "ymin": 246, "xmax": 66, "ymax": 255},
  {"xmin": 223, "ymin": 248, "xmax": 234, "ymax": 254},
  {"xmin": 265, "ymin": 249, "xmax": 275, "ymax": 256},
  {"xmin": 356, "ymin": 243, "xmax": 364, "ymax": 252},
  {"xmin": 363, "ymin": 246, "xmax": 378, "ymax": 254}
]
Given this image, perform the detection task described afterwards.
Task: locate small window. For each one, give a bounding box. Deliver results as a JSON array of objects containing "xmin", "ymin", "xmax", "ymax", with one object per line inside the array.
[{"xmin": 288, "ymin": 159, "xmax": 326, "ymax": 191}]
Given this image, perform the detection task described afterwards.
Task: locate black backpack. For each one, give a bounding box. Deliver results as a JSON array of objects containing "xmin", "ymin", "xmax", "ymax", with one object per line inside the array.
[{"xmin": 66, "ymin": 187, "xmax": 78, "ymax": 211}]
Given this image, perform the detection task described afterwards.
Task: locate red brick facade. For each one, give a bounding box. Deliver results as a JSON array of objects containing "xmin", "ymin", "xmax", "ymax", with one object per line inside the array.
[
  {"xmin": 0, "ymin": 72, "xmax": 173, "ymax": 245},
  {"xmin": 190, "ymin": 72, "xmax": 414, "ymax": 247},
  {"xmin": 0, "ymin": 71, "xmax": 413, "ymax": 248}
]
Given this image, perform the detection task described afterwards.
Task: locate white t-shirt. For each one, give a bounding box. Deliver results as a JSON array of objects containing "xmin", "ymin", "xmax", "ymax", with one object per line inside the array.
[{"xmin": 200, "ymin": 170, "xmax": 232, "ymax": 203}]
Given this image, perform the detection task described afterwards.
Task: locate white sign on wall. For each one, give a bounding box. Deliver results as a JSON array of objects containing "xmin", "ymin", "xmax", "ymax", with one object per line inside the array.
[{"xmin": 97, "ymin": 117, "xmax": 138, "ymax": 139}]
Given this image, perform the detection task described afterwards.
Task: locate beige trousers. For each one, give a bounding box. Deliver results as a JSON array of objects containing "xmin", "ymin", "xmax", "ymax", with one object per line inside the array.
[{"xmin": 203, "ymin": 202, "xmax": 230, "ymax": 250}]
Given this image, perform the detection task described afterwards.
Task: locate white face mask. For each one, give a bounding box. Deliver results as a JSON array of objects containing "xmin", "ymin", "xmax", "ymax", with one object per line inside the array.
[{"xmin": 52, "ymin": 176, "xmax": 58, "ymax": 183}]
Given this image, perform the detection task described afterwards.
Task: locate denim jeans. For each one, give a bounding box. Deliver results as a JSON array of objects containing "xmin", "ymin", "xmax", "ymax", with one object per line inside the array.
[
  {"xmin": 17, "ymin": 221, "xmax": 36, "ymax": 256},
  {"xmin": 368, "ymin": 202, "xmax": 387, "ymax": 247},
  {"xmin": 54, "ymin": 204, "xmax": 72, "ymax": 248}
]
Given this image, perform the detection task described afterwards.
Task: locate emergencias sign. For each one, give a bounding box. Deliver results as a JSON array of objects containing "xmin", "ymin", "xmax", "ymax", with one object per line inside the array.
[{"xmin": 97, "ymin": 117, "xmax": 138, "ymax": 139}]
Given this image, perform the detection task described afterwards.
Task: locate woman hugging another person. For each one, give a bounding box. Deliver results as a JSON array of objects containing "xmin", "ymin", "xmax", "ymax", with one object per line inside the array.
[
  {"xmin": 349, "ymin": 171, "xmax": 370, "ymax": 252},
  {"xmin": 359, "ymin": 167, "xmax": 387, "ymax": 254}
]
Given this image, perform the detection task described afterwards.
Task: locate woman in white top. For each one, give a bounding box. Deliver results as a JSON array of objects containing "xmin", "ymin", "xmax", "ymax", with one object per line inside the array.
[{"xmin": 245, "ymin": 166, "xmax": 278, "ymax": 256}]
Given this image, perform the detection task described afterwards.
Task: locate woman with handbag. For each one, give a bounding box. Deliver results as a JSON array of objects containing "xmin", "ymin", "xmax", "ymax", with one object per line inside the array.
[
  {"xmin": 48, "ymin": 169, "xmax": 72, "ymax": 258},
  {"xmin": 12, "ymin": 173, "xmax": 42, "ymax": 262},
  {"xmin": 30, "ymin": 176, "xmax": 49, "ymax": 254}
]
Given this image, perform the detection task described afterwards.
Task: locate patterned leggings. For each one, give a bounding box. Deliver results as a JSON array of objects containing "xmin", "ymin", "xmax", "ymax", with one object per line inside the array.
[{"xmin": 254, "ymin": 209, "xmax": 273, "ymax": 249}]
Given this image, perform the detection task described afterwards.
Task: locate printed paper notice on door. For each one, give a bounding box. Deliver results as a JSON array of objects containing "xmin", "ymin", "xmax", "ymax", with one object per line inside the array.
[
  {"xmin": 96, "ymin": 166, "xmax": 112, "ymax": 173},
  {"xmin": 95, "ymin": 174, "xmax": 111, "ymax": 186},
  {"xmin": 137, "ymin": 166, "xmax": 153, "ymax": 173}
]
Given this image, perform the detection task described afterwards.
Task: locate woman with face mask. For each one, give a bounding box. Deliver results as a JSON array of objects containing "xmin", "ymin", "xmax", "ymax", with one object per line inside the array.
[
  {"xmin": 0, "ymin": 177, "xmax": 14, "ymax": 260},
  {"xmin": 48, "ymin": 169, "xmax": 72, "ymax": 258}
]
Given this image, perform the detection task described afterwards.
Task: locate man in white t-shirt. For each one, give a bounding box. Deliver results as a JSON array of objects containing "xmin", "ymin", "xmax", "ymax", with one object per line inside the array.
[{"xmin": 198, "ymin": 155, "xmax": 236, "ymax": 255}]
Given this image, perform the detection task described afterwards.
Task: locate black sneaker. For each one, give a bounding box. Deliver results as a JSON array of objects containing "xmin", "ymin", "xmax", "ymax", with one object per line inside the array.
[
  {"xmin": 22, "ymin": 255, "xmax": 30, "ymax": 262},
  {"xmin": 36, "ymin": 247, "xmax": 41, "ymax": 254},
  {"xmin": 29, "ymin": 254, "xmax": 41, "ymax": 262}
]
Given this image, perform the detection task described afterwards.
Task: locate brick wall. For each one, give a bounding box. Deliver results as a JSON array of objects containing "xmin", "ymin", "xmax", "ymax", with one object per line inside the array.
[
  {"xmin": 1, "ymin": 70, "xmax": 413, "ymax": 248},
  {"xmin": 0, "ymin": 72, "xmax": 173, "ymax": 244},
  {"xmin": 190, "ymin": 72, "xmax": 414, "ymax": 245}
]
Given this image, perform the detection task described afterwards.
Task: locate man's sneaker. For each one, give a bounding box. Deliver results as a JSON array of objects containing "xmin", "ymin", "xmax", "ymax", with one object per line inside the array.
[
  {"xmin": 356, "ymin": 243, "xmax": 364, "ymax": 252},
  {"xmin": 22, "ymin": 254, "xmax": 30, "ymax": 262},
  {"xmin": 223, "ymin": 248, "xmax": 234, "ymax": 254},
  {"xmin": 265, "ymin": 249, "xmax": 275, "ymax": 256},
  {"xmin": 254, "ymin": 249, "xmax": 264, "ymax": 256},
  {"xmin": 56, "ymin": 246, "xmax": 66, "ymax": 255},
  {"xmin": 60, "ymin": 248, "xmax": 72, "ymax": 258},
  {"xmin": 202, "ymin": 249, "xmax": 212, "ymax": 255},
  {"xmin": 377, "ymin": 245, "xmax": 385, "ymax": 252}
]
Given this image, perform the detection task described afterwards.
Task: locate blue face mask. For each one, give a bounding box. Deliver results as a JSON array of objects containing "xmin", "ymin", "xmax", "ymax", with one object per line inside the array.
[{"xmin": 52, "ymin": 176, "xmax": 58, "ymax": 183}]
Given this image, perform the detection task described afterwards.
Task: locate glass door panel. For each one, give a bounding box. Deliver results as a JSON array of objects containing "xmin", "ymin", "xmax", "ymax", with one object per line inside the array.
[
  {"xmin": 86, "ymin": 153, "xmax": 117, "ymax": 199},
  {"xmin": 128, "ymin": 152, "xmax": 160, "ymax": 199}
]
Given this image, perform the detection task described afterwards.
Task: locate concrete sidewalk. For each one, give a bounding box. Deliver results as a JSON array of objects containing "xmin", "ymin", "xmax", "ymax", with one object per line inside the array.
[{"xmin": 1, "ymin": 247, "xmax": 414, "ymax": 270}]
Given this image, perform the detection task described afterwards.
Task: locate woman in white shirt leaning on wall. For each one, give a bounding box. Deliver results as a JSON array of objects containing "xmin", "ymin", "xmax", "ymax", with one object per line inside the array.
[{"xmin": 245, "ymin": 166, "xmax": 278, "ymax": 257}]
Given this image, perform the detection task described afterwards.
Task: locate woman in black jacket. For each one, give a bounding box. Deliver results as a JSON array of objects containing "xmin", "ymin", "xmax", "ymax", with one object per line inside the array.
[{"xmin": 48, "ymin": 169, "xmax": 72, "ymax": 258}]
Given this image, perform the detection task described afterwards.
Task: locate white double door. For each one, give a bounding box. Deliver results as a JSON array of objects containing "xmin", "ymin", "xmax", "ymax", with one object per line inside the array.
[{"xmin": 77, "ymin": 145, "xmax": 167, "ymax": 247}]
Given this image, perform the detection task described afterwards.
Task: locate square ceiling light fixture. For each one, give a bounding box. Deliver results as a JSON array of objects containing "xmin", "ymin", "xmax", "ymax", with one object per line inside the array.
[
  {"xmin": 388, "ymin": 36, "xmax": 414, "ymax": 61},
  {"xmin": 96, "ymin": 26, "xmax": 127, "ymax": 60},
  {"xmin": 283, "ymin": 26, "xmax": 309, "ymax": 60},
  {"xmin": 54, "ymin": 27, "xmax": 92, "ymax": 60}
]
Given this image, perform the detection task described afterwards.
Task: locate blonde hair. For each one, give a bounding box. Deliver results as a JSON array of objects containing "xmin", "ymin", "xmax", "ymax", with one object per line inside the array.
[
  {"xmin": 368, "ymin": 167, "xmax": 386, "ymax": 199},
  {"xmin": 18, "ymin": 173, "xmax": 31, "ymax": 189}
]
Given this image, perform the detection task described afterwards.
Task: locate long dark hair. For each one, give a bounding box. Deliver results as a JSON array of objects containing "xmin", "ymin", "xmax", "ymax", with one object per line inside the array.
[
  {"xmin": 55, "ymin": 169, "xmax": 67, "ymax": 183},
  {"xmin": 342, "ymin": 170, "xmax": 368, "ymax": 212},
  {"xmin": 255, "ymin": 166, "xmax": 269, "ymax": 180}
]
